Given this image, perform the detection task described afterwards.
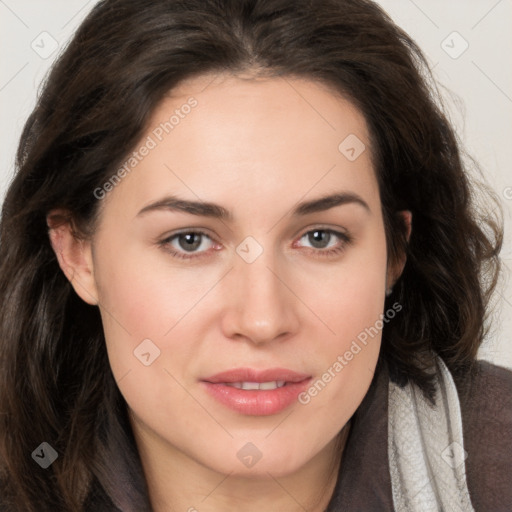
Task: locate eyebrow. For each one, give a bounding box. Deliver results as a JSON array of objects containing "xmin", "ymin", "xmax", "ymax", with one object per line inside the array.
[{"xmin": 136, "ymin": 191, "xmax": 370, "ymax": 220}]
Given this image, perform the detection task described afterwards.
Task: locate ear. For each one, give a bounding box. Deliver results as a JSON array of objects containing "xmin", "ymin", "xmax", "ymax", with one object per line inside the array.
[
  {"xmin": 47, "ymin": 210, "xmax": 99, "ymax": 306},
  {"xmin": 386, "ymin": 210, "xmax": 412, "ymax": 292}
]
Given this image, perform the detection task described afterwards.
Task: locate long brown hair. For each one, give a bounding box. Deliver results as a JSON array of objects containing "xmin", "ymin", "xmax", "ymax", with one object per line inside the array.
[{"xmin": 0, "ymin": 0, "xmax": 502, "ymax": 510}]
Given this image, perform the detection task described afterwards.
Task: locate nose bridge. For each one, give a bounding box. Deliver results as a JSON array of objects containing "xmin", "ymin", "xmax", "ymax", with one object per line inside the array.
[{"xmin": 222, "ymin": 238, "xmax": 298, "ymax": 343}]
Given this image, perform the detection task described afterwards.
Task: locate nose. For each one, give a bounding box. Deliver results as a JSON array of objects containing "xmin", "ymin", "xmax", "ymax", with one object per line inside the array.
[{"xmin": 220, "ymin": 248, "xmax": 300, "ymax": 346}]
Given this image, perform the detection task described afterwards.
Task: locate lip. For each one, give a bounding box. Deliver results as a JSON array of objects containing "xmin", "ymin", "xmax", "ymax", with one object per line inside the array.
[{"xmin": 201, "ymin": 367, "xmax": 311, "ymax": 416}]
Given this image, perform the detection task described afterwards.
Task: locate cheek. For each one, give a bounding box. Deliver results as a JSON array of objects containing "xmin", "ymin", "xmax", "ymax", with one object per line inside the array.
[
  {"xmin": 296, "ymin": 227, "xmax": 388, "ymax": 417},
  {"xmin": 92, "ymin": 241, "xmax": 192, "ymax": 370},
  {"xmin": 304, "ymin": 226, "xmax": 388, "ymax": 347},
  {"xmin": 92, "ymin": 238, "xmax": 231, "ymax": 398},
  {"xmin": 95, "ymin": 231, "xmax": 204, "ymax": 325},
  {"xmin": 93, "ymin": 253, "xmax": 212, "ymax": 434}
]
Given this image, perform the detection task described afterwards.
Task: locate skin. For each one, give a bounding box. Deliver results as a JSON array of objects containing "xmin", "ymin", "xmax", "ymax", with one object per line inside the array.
[{"xmin": 48, "ymin": 72, "xmax": 409, "ymax": 511}]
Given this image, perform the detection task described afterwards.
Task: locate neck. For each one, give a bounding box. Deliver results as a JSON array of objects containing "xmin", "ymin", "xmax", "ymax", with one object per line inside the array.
[{"xmin": 135, "ymin": 420, "xmax": 351, "ymax": 512}]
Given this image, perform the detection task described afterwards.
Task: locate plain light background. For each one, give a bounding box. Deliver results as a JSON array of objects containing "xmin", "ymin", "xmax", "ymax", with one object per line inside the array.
[{"xmin": 1, "ymin": 0, "xmax": 511, "ymax": 368}]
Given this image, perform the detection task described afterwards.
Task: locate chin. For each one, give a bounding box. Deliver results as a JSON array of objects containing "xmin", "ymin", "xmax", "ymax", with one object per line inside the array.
[{"xmin": 196, "ymin": 441, "xmax": 317, "ymax": 479}]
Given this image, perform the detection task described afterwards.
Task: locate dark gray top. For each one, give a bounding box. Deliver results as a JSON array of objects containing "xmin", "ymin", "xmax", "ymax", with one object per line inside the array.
[{"xmin": 325, "ymin": 358, "xmax": 512, "ymax": 511}]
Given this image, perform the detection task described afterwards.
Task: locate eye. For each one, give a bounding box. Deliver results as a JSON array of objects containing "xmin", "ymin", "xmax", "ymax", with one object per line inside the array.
[
  {"xmin": 295, "ymin": 228, "xmax": 352, "ymax": 258},
  {"xmin": 159, "ymin": 227, "xmax": 352, "ymax": 261},
  {"xmin": 159, "ymin": 230, "xmax": 218, "ymax": 259}
]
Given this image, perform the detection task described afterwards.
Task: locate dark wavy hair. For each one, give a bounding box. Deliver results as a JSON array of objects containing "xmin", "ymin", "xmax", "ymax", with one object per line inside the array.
[{"xmin": 0, "ymin": 0, "xmax": 503, "ymax": 510}]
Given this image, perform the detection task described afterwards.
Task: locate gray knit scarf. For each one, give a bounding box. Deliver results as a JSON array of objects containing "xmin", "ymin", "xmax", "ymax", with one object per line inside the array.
[{"xmin": 388, "ymin": 355, "xmax": 475, "ymax": 511}]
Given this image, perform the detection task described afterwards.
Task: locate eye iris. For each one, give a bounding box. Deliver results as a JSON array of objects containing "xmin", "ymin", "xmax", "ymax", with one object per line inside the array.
[
  {"xmin": 308, "ymin": 230, "xmax": 330, "ymax": 249},
  {"xmin": 178, "ymin": 233, "xmax": 202, "ymax": 251}
]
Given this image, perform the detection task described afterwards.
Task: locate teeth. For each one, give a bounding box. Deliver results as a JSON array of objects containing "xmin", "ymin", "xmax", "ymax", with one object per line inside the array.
[
  {"xmin": 225, "ymin": 381, "xmax": 286, "ymax": 390},
  {"xmin": 242, "ymin": 382, "xmax": 260, "ymax": 390},
  {"xmin": 259, "ymin": 380, "xmax": 286, "ymax": 390}
]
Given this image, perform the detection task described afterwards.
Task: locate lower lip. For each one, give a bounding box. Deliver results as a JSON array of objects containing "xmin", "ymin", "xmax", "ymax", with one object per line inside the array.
[{"xmin": 202, "ymin": 380, "xmax": 311, "ymax": 416}]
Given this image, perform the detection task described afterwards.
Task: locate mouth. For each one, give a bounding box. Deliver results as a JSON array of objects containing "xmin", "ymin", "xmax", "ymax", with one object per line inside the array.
[{"xmin": 201, "ymin": 368, "xmax": 312, "ymax": 416}]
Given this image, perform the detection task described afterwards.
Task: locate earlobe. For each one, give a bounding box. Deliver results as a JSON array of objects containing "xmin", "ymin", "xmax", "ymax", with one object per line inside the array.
[{"xmin": 47, "ymin": 211, "xmax": 99, "ymax": 306}]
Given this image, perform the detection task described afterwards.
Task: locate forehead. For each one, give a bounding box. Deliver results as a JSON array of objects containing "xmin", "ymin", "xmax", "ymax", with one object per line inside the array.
[
  {"xmin": 101, "ymin": 73, "xmax": 378, "ymax": 217},
  {"xmin": 160, "ymin": 73, "xmax": 371, "ymax": 161}
]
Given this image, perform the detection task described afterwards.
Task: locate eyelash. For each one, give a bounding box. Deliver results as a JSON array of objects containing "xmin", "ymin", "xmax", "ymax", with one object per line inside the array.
[{"xmin": 158, "ymin": 227, "xmax": 353, "ymax": 261}]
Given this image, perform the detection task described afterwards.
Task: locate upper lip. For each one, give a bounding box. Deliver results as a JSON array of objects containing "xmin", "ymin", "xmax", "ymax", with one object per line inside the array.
[{"xmin": 203, "ymin": 367, "xmax": 311, "ymax": 384}]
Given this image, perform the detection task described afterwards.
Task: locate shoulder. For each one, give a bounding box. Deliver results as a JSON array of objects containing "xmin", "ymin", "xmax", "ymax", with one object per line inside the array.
[{"xmin": 453, "ymin": 359, "xmax": 512, "ymax": 511}]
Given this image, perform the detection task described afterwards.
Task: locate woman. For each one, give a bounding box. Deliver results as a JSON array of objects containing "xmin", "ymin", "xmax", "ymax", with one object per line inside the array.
[{"xmin": 0, "ymin": 0, "xmax": 510, "ymax": 510}]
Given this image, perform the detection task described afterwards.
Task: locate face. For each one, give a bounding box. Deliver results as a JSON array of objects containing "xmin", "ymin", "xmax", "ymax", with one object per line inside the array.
[{"xmin": 68, "ymin": 73, "xmax": 393, "ymax": 478}]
